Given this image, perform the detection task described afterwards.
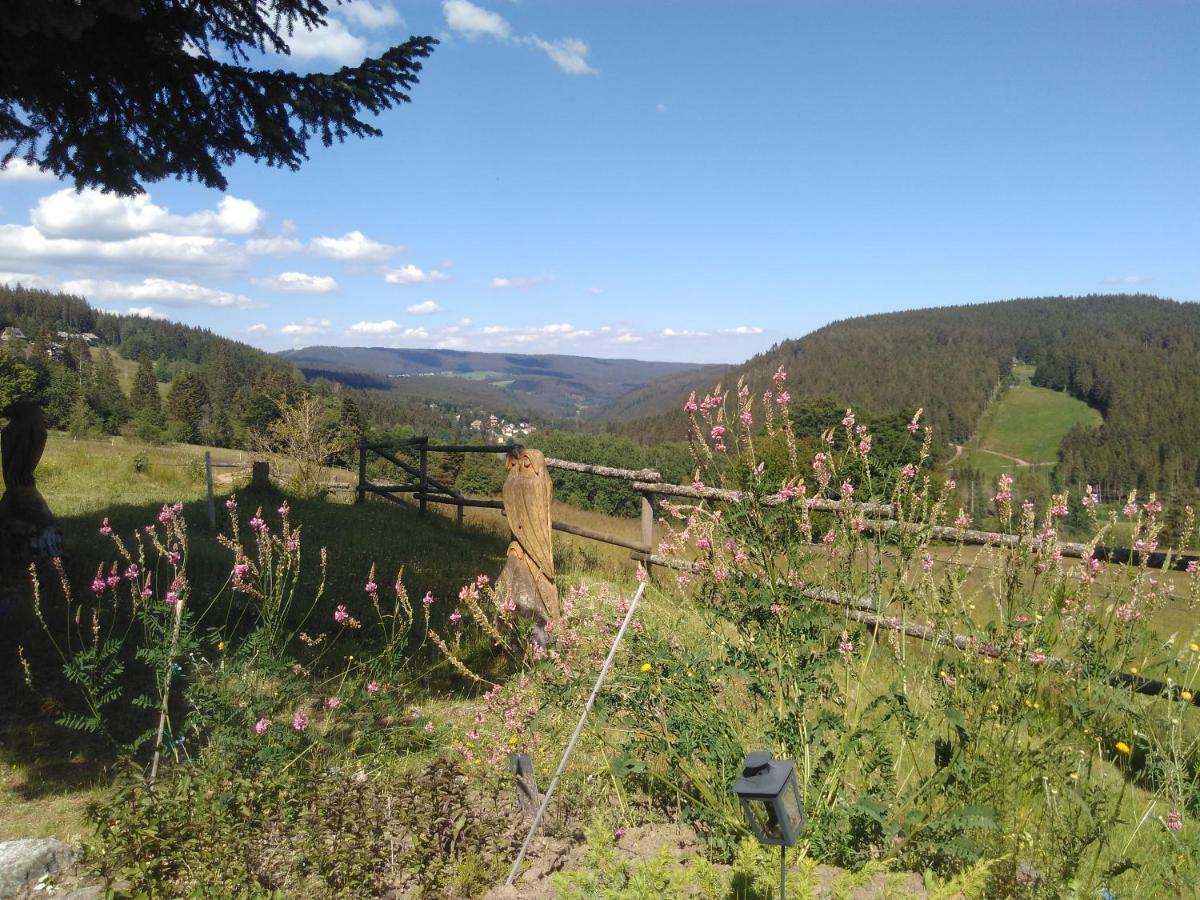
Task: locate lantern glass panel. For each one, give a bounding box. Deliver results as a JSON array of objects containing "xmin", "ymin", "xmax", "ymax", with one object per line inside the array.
[
  {"xmin": 741, "ymin": 797, "xmax": 785, "ymax": 844},
  {"xmin": 778, "ymin": 775, "xmax": 805, "ymax": 843}
]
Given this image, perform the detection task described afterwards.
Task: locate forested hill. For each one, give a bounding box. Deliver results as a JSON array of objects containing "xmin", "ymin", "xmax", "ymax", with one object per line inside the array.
[{"xmin": 616, "ymin": 295, "xmax": 1200, "ymax": 494}]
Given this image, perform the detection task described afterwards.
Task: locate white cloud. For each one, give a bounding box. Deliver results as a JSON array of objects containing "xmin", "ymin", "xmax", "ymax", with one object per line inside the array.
[
  {"xmin": 481, "ymin": 325, "xmax": 511, "ymax": 334},
  {"xmin": 0, "ymin": 225, "xmax": 246, "ymax": 275},
  {"xmin": 1103, "ymin": 274, "xmax": 1153, "ymax": 285},
  {"xmin": 443, "ymin": 0, "xmax": 511, "ymax": 40},
  {"xmin": 350, "ymin": 319, "xmax": 401, "ymax": 334},
  {"xmin": 246, "ymin": 235, "xmax": 305, "ymax": 256},
  {"xmin": 125, "ymin": 306, "xmax": 166, "ymax": 319},
  {"xmin": 662, "ymin": 328, "xmax": 709, "ymax": 337},
  {"xmin": 727, "ymin": 326, "xmax": 764, "ymax": 335},
  {"xmin": 615, "ymin": 332, "xmax": 642, "ymax": 343},
  {"xmin": 384, "ymin": 263, "xmax": 449, "ymax": 285},
  {"xmin": 406, "ymin": 300, "xmax": 442, "ymax": 315},
  {"xmin": 31, "ymin": 189, "xmax": 265, "ymax": 239},
  {"xmin": 0, "ymin": 271, "xmax": 56, "ymax": 288},
  {"xmin": 59, "ymin": 277, "xmax": 260, "ymax": 308},
  {"xmin": 348, "ymin": 320, "xmax": 430, "ymax": 339},
  {"xmin": 588, "ymin": 286, "xmax": 604, "ymax": 295},
  {"xmin": 0, "ymin": 159, "xmax": 56, "ymax": 182},
  {"xmin": 490, "ymin": 274, "xmax": 552, "ymax": 289},
  {"xmin": 286, "ymin": 18, "xmax": 368, "ymax": 64},
  {"xmin": 281, "ymin": 318, "xmax": 332, "ymax": 336},
  {"xmin": 437, "ymin": 336, "xmax": 467, "ymax": 348},
  {"xmin": 258, "ymin": 271, "xmax": 338, "ymax": 293},
  {"xmin": 310, "ymin": 230, "xmax": 400, "ymax": 263},
  {"xmin": 341, "ymin": 1, "xmax": 402, "ymax": 28},
  {"xmin": 522, "ymin": 36, "xmax": 596, "ymax": 75},
  {"xmin": 246, "ymin": 323, "xmax": 270, "ymax": 334}
]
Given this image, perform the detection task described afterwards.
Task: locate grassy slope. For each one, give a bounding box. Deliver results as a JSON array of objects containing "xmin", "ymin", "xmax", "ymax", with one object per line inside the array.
[
  {"xmin": 957, "ymin": 364, "xmax": 1101, "ymax": 478},
  {"xmin": 975, "ymin": 365, "xmax": 1101, "ymax": 462}
]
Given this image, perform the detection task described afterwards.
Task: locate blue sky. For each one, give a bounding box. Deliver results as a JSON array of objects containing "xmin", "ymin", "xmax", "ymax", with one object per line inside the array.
[{"xmin": 2, "ymin": 0, "xmax": 1197, "ymax": 363}]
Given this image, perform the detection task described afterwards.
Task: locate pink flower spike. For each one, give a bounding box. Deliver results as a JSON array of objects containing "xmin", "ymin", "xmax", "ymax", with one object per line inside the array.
[
  {"xmin": 334, "ymin": 604, "xmax": 349, "ymax": 624},
  {"xmin": 364, "ymin": 579, "xmax": 378, "ymax": 594},
  {"xmin": 254, "ymin": 717, "xmax": 271, "ymax": 735},
  {"xmin": 772, "ymin": 366, "xmax": 787, "ymax": 385},
  {"xmin": 325, "ymin": 696, "xmax": 341, "ymax": 710},
  {"xmin": 449, "ymin": 608, "xmax": 463, "ymax": 624},
  {"xmin": 1167, "ymin": 810, "xmax": 1183, "ymax": 832},
  {"xmin": 292, "ymin": 711, "xmax": 308, "ymax": 732},
  {"xmin": 98, "ymin": 518, "xmax": 112, "ymax": 536},
  {"xmin": 367, "ymin": 681, "xmax": 380, "ymax": 695},
  {"xmin": 225, "ymin": 496, "xmax": 238, "ymax": 510},
  {"xmin": 422, "ymin": 591, "xmax": 434, "ymax": 609},
  {"xmin": 91, "ymin": 576, "xmax": 107, "ymax": 595},
  {"xmin": 164, "ymin": 591, "xmax": 180, "ymax": 606}
]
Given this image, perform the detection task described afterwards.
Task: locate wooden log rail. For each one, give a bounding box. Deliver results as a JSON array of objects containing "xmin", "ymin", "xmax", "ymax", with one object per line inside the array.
[{"xmin": 356, "ymin": 436, "xmax": 1198, "ymax": 576}]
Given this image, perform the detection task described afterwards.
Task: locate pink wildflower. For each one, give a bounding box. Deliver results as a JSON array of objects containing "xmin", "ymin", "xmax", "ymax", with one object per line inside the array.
[
  {"xmin": 334, "ymin": 604, "xmax": 349, "ymax": 623},
  {"xmin": 292, "ymin": 711, "xmax": 308, "ymax": 732},
  {"xmin": 91, "ymin": 575, "xmax": 106, "ymax": 595},
  {"xmin": 449, "ymin": 608, "xmax": 462, "ymax": 624},
  {"xmin": 900, "ymin": 464, "xmax": 916, "ymax": 480},
  {"xmin": 776, "ymin": 391, "xmax": 790, "ymax": 407},
  {"xmin": 1187, "ymin": 560, "xmax": 1198, "ymax": 575},
  {"xmin": 164, "ymin": 591, "xmax": 180, "ymax": 606},
  {"xmin": 422, "ymin": 591, "xmax": 435, "ymax": 608},
  {"xmin": 254, "ymin": 718, "xmax": 271, "ymax": 735},
  {"xmin": 367, "ymin": 681, "xmax": 380, "ymax": 695},
  {"xmin": 772, "ymin": 366, "xmax": 787, "ymax": 385},
  {"xmin": 907, "ymin": 409, "xmax": 922, "ymax": 433},
  {"xmin": 225, "ymin": 496, "xmax": 238, "ymax": 511},
  {"xmin": 124, "ymin": 564, "xmax": 139, "ymax": 580},
  {"xmin": 364, "ymin": 578, "xmax": 378, "ymax": 593},
  {"xmin": 770, "ymin": 603, "xmax": 784, "ymax": 615},
  {"xmin": 98, "ymin": 517, "xmax": 112, "ymax": 536},
  {"xmin": 424, "ymin": 720, "xmax": 434, "ymax": 733},
  {"xmin": 325, "ymin": 697, "xmax": 341, "ymax": 710},
  {"xmin": 842, "ymin": 410, "xmax": 855, "ymax": 428},
  {"xmin": 277, "ymin": 501, "xmax": 290, "ymax": 516},
  {"xmin": 691, "ymin": 480, "xmax": 705, "ymax": 491},
  {"xmin": 954, "ymin": 509, "xmax": 971, "ymax": 529},
  {"xmin": 1028, "ymin": 651, "xmax": 1048, "ymax": 667},
  {"xmin": 683, "ymin": 392, "xmax": 698, "ymax": 413},
  {"xmin": 1167, "ymin": 810, "xmax": 1183, "ymax": 833},
  {"xmin": 942, "ymin": 672, "xmax": 957, "ymax": 689},
  {"xmin": 158, "ymin": 505, "xmax": 172, "ymax": 523},
  {"xmin": 839, "ymin": 632, "xmax": 853, "ymax": 660}
]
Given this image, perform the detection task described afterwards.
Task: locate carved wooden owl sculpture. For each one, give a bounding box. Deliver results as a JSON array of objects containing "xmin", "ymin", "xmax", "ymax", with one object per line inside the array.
[{"xmin": 498, "ymin": 447, "xmax": 560, "ymax": 630}]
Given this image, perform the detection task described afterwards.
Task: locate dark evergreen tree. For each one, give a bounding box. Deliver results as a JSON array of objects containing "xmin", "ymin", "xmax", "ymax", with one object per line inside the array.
[
  {"xmin": 2, "ymin": 2, "xmax": 436, "ymax": 194},
  {"xmin": 129, "ymin": 356, "xmax": 163, "ymax": 421},
  {"xmin": 166, "ymin": 372, "xmax": 210, "ymax": 443}
]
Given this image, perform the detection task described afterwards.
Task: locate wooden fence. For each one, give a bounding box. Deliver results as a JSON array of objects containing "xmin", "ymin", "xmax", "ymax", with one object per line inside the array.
[{"xmin": 354, "ymin": 436, "xmax": 1200, "ymax": 706}]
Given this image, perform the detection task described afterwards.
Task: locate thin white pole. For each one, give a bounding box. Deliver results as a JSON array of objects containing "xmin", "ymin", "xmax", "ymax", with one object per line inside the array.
[{"xmin": 504, "ymin": 580, "xmax": 648, "ymax": 887}]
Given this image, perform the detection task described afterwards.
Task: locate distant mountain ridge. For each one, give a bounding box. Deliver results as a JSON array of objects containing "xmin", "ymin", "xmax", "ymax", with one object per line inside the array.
[{"xmin": 280, "ymin": 345, "xmax": 723, "ymax": 420}]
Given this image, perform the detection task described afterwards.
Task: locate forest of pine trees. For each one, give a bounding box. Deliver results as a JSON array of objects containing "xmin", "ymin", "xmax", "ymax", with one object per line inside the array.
[{"xmin": 617, "ymin": 295, "xmax": 1200, "ymax": 496}]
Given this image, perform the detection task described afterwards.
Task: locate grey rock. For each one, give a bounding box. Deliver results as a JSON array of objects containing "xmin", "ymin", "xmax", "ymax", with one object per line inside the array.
[
  {"xmin": 57, "ymin": 886, "xmax": 102, "ymax": 900},
  {"xmin": 0, "ymin": 838, "xmax": 75, "ymax": 898}
]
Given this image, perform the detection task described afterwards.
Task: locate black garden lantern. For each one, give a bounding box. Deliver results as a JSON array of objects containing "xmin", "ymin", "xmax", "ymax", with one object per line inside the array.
[
  {"xmin": 733, "ymin": 751, "xmax": 805, "ymax": 846},
  {"xmin": 734, "ymin": 751, "xmax": 805, "ymax": 898}
]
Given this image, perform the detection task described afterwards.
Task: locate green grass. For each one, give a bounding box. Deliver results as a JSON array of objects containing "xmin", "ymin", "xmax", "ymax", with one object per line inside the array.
[
  {"xmin": 1, "ymin": 433, "xmax": 514, "ymax": 842},
  {"xmin": 973, "ymin": 366, "xmax": 1102, "ymax": 464}
]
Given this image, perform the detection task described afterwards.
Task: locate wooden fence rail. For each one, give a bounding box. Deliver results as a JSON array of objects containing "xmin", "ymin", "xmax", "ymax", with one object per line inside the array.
[{"xmin": 355, "ymin": 437, "xmax": 1200, "ymax": 577}]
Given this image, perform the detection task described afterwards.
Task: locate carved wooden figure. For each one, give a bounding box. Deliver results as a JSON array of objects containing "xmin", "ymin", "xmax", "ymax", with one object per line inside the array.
[
  {"xmin": 497, "ymin": 447, "xmax": 559, "ymax": 641},
  {"xmin": 0, "ymin": 401, "xmax": 61, "ymax": 564}
]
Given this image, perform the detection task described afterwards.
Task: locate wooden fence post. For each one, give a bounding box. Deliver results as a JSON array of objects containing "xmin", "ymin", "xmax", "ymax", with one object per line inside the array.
[
  {"xmin": 640, "ymin": 493, "xmax": 654, "ymax": 580},
  {"xmin": 456, "ymin": 498, "xmax": 464, "ymax": 526},
  {"xmin": 356, "ymin": 438, "xmax": 367, "ymax": 504},
  {"xmin": 205, "ymin": 451, "xmax": 216, "ymax": 531},
  {"xmin": 418, "ymin": 444, "xmax": 428, "ymax": 516}
]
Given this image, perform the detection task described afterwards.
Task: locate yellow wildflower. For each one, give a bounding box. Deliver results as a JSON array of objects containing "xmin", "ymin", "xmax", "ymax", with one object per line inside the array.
[
  {"xmin": 1182, "ymin": 690, "xmax": 1194, "ymax": 702},
  {"xmin": 640, "ymin": 663, "xmax": 653, "ymax": 673},
  {"xmin": 1115, "ymin": 741, "xmax": 1132, "ymax": 756},
  {"xmin": 1191, "ymin": 642, "xmax": 1200, "ymax": 653},
  {"xmin": 1129, "ymin": 666, "xmax": 1138, "ymax": 674},
  {"xmin": 216, "ymin": 641, "xmax": 225, "ymax": 651}
]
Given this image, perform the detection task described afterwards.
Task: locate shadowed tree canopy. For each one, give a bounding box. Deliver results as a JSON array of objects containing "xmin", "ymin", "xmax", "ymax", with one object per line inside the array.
[{"xmin": 1, "ymin": 1, "xmax": 436, "ymax": 195}]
